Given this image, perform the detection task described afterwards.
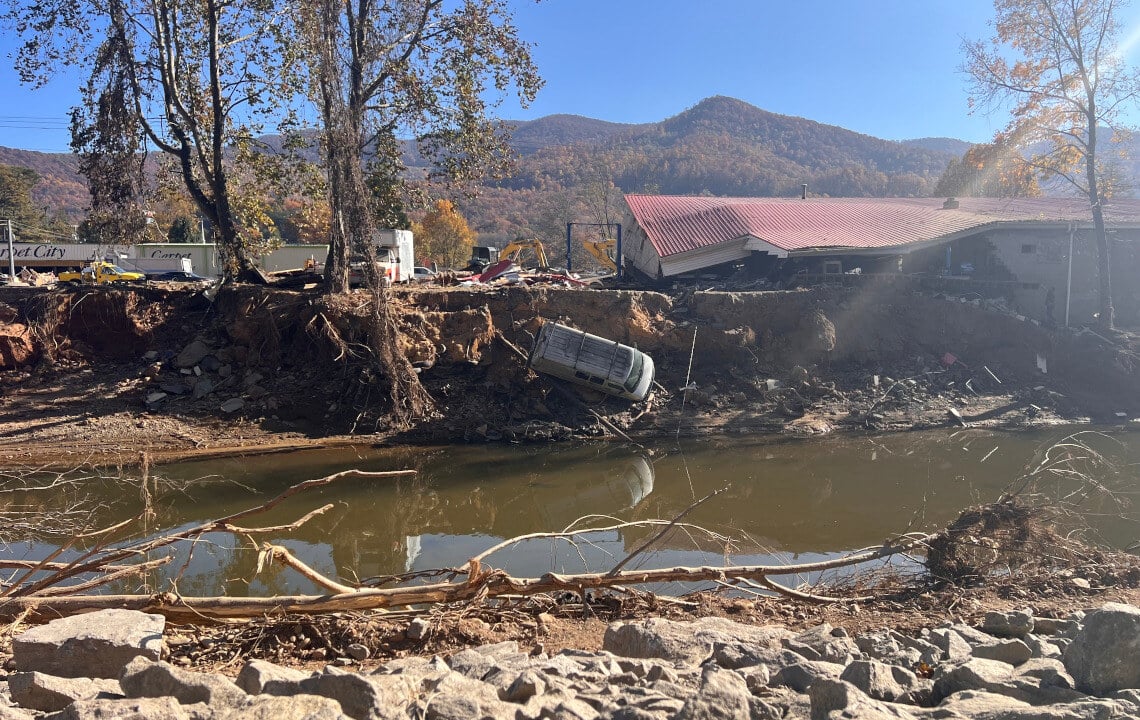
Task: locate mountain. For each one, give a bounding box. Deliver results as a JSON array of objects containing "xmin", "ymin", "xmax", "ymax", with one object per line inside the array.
[
  {"xmin": 0, "ymin": 96, "xmax": 996, "ymax": 241},
  {"xmin": 903, "ymin": 137, "xmax": 974, "ymax": 156},
  {"xmin": 504, "ymin": 114, "xmax": 648, "ymax": 155},
  {"xmin": 0, "ymin": 147, "xmax": 87, "ymax": 220}
]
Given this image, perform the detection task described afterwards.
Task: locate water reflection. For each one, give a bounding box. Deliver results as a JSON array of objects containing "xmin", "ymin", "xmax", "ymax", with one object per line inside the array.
[{"xmin": 3, "ymin": 428, "xmax": 1136, "ymax": 596}]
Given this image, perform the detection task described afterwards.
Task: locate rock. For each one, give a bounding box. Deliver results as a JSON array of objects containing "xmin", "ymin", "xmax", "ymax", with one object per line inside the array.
[
  {"xmin": 973, "ymin": 639, "xmax": 1033, "ymax": 666},
  {"xmin": 503, "ymin": 670, "xmax": 546, "ymax": 703},
  {"xmin": 931, "ymin": 658, "xmax": 1014, "ymax": 702},
  {"xmin": 711, "ymin": 644, "xmax": 803, "ymax": 671},
  {"xmin": 200, "ymin": 355, "xmax": 221, "ymax": 372},
  {"xmin": 602, "ymin": 617, "xmax": 790, "ymax": 666},
  {"xmin": 1016, "ymin": 658, "xmax": 1075, "ymax": 690},
  {"xmin": 143, "ymin": 350, "xmax": 159, "ymax": 361},
  {"xmin": 346, "ymin": 644, "xmax": 370, "ymax": 662},
  {"xmin": 1033, "ymin": 618, "xmax": 1079, "ymax": 637},
  {"xmin": 808, "ymin": 679, "xmax": 919, "ymax": 720},
  {"xmin": 928, "ymin": 628, "xmax": 973, "ymax": 662},
  {"xmin": 1024, "ymin": 635, "xmax": 1062, "ymax": 660},
  {"xmin": 220, "ymin": 397, "xmax": 245, "ymax": 414},
  {"xmin": 422, "ymin": 694, "xmax": 479, "ymax": 720},
  {"xmin": 300, "ymin": 666, "xmax": 400, "ymax": 720},
  {"xmin": 1064, "ymin": 602, "xmax": 1140, "ymax": 695},
  {"xmin": 673, "ymin": 665, "xmax": 752, "ymax": 720},
  {"xmin": 56, "ymin": 697, "xmax": 193, "ymax": 720},
  {"xmin": 770, "ymin": 661, "xmax": 844, "ymax": 693},
  {"xmin": 13, "ymin": 609, "xmax": 165, "ymax": 679},
  {"xmin": 0, "ymin": 706, "xmax": 35, "ymax": 720},
  {"xmin": 7, "ymin": 672, "xmax": 121, "ymax": 712},
  {"xmin": 784, "ymin": 624, "xmax": 860, "ymax": 664},
  {"xmin": 119, "ymin": 657, "xmax": 247, "ymax": 707},
  {"xmin": 175, "ymin": 340, "xmax": 211, "ymax": 369},
  {"xmin": 192, "ymin": 378, "xmax": 215, "ymax": 399},
  {"xmin": 160, "ymin": 382, "xmax": 188, "ymax": 395},
  {"xmin": 933, "ymin": 689, "xmax": 1122, "ymax": 720},
  {"xmin": 146, "ymin": 392, "xmax": 168, "ymax": 405},
  {"xmin": 406, "ymin": 618, "xmax": 430, "ymax": 641},
  {"xmin": 839, "ymin": 659, "xmax": 912, "ymax": 701},
  {"xmin": 224, "ymin": 694, "xmax": 348, "ymax": 720},
  {"xmin": 235, "ymin": 659, "xmax": 309, "ymax": 695},
  {"xmin": 983, "ymin": 609, "xmax": 1035, "ymax": 638}
]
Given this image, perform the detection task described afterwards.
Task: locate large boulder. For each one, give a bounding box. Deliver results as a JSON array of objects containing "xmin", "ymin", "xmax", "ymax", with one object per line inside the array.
[
  {"xmin": 119, "ymin": 657, "xmax": 247, "ymax": 707},
  {"xmin": 1063, "ymin": 603, "xmax": 1140, "ymax": 695},
  {"xmin": 13, "ymin": 609, "xmax": 165, "ymax": 679},
  {"xmin": 7, "ymin": 672, "xmax": 121, "ymax": 712},
  {"xmin": 603, "ymin": 617, "xmax": 790, "ymax": 665}
]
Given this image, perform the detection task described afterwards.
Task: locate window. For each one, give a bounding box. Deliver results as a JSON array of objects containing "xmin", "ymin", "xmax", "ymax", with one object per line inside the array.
[
  {"xmin": 1021, "ymin": 244, "xmax": 1037, "ymax": 254},
  {"xmin": 822, "ymin": 260, "xmax": 843, "ymax": 275}
]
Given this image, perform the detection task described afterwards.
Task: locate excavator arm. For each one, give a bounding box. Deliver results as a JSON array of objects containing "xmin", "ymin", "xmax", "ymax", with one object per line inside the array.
[
  {"xmin": 500, "ymin": 239, "xmax": 550, "ymax": 269},
  {"xmin": 583, "ymin": 239, "xmax": 617, "ymax": 271}
]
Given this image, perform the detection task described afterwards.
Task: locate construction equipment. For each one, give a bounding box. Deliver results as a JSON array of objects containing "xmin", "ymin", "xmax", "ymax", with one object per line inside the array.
[
  {"xmin": 465, "ymin": 246, "xmax": 500, "ymax": 273},
  {"xmin": 499, "ymin": 238, "xmax": 551, "ymax": 269},
  {"xmin": 583, "ymin": 239, "xmax": 617, "ymax": 271}
]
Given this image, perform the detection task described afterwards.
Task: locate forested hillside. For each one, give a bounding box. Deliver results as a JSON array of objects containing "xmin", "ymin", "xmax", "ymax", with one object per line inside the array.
[{"xmin": 0, "ymin": 95, "xmax": 993, "ymax": 244}]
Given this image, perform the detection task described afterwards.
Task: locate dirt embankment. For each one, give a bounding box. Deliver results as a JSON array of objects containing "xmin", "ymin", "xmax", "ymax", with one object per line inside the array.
[{"xmin": 1, "ymin": 281, "xmax": 1137, "ymax": 467}]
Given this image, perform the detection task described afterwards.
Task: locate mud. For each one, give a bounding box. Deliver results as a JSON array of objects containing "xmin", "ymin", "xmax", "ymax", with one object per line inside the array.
[{"xmin": 1, "ymin": 280, "xmax": 1138, "ymax": 468}]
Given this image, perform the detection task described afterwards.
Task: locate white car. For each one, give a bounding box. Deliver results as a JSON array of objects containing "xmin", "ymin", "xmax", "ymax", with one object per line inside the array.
[{"xmin": 412, "ymin": 266, "xmax": 436, "ymax": 282}]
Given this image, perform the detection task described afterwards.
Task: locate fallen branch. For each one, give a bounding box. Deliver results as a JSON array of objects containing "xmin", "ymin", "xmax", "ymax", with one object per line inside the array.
[{"xmin": 0, "ymin": 533, "xmax": 935, "ymax": 622}]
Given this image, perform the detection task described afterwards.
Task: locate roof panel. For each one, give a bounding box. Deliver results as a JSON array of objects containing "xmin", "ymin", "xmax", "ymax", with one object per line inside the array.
[{"xmin": 624, "ymin": 195, "xmax": 1140, "ymax": 258}]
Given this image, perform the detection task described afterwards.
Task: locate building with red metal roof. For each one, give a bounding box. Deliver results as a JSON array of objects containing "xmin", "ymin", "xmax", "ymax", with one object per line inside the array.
[
  {"xmin": 619, "ymin": 194, "xmax": 1140, "ymax": 325},
  {"xmin": 622, "ymin": 194, "xmax": 1140, "ymax": 279}
]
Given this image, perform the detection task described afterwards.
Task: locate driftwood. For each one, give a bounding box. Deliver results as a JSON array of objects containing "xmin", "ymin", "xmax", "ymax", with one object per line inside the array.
[{"xmin": 0, "ymin": 536, "xmax": 933, "ymax": 622}]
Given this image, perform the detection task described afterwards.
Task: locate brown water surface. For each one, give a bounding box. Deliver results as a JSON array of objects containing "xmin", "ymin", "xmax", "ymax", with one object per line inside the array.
[{"xmin": 5, "ymin": 427, "xmax": 1136, "ymax": 596}]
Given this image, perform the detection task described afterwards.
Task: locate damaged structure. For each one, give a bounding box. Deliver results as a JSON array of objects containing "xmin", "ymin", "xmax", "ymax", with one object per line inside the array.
[{"xmin": 622, "ymin": 194, "xmax": 1140, "ymax": 325}]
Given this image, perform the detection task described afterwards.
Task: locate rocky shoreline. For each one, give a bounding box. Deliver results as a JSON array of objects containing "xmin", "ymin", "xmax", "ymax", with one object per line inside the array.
[{"xmin": 5, "ymin": 604, "xmax": 1140, "ymax": 719}]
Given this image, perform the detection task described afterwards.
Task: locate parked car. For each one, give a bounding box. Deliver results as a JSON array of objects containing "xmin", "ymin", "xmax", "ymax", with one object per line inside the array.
[
  {"xmin": 412, "ymin": 266, "xmax": 437, "ymax": 282},
  {"xmin": 148, "ymin": 270, "xmax": 210, "ymax": 283}
]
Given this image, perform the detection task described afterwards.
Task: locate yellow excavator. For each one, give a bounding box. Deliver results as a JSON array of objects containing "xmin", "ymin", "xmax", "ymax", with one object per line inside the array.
[
  {"xmin": 583, "ymin": 239, "xmax": 618, "ymax": 271},
  {"xmin": 499, "ymin": 238, "xmax": 551, "ymax": 269}
]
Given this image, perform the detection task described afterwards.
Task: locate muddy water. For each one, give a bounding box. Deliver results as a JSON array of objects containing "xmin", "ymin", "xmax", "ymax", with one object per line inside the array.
[{"xmin": 6, "ymin": 428, "xmax": 1139, "ymax": 596}]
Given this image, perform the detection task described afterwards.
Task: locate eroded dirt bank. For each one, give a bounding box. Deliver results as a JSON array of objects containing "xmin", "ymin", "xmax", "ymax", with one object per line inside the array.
[{"xmin": 1, "ymin": 281, "xmax": 1138, "ymax": 467}]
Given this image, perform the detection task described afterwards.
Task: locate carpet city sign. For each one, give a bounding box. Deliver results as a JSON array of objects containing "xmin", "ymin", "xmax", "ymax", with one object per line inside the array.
[{"xmin": 0, "ymin": 243, "xmax": 131, "ymax": 266}]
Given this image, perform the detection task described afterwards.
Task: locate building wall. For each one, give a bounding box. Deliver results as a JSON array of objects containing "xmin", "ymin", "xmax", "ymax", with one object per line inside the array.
[
  {"xmin": 621, "ymin": 217, "xmax": 663, "ymax": 279},
  {"xmin": 904, "ymin": 227, "xmax": 1140, "ymax": 326}
]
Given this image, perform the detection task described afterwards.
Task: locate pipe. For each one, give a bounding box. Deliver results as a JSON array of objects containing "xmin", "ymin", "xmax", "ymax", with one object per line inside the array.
[{"xmin": 1065, "ymin": 223, "xmax": 1074, "ymax": 327}]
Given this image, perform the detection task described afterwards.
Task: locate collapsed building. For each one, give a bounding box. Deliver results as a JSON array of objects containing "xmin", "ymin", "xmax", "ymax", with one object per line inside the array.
[{"xmin": 622, "ymin": 194, "xmax": 1140, "ymax": 326}]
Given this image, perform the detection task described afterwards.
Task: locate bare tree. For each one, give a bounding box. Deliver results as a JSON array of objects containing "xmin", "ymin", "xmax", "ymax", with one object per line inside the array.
[
  {"xmin": 295, "ymin": 0, "xmax": 542, "ymax": 294},
  {"xmin": 964, "ymin": 0, "xmax": 1140, "ymax": 329},
  {"xmin": 4, "ymin": 0, "xmax": 296, "ymax": 279}
]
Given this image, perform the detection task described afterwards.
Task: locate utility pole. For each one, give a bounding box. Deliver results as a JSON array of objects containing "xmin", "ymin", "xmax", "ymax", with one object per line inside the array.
[{"xmin": 5, "ymin": 219, "xmax": 15, "ymax": 281}]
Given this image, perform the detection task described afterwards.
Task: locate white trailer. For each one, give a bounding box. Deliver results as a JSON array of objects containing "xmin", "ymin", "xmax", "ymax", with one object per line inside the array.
[
  {"xmin": 374, "ymin": 229, "xmax": 414, "ymax": 282},
  {"xmin": 113, "ymin": 253, "xmax": 194, "ymax": 276}
]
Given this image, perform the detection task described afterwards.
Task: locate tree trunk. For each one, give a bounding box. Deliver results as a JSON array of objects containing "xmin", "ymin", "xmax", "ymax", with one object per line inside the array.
[{"xmin": 1086, "ymin": 113, "xmax": 1114, "ymax": 330}]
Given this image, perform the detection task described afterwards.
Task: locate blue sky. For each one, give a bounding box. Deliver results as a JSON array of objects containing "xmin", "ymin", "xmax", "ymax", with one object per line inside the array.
[{"xmin": 5, "ymin": 0, "xmax": 1140, "ymax": 153}]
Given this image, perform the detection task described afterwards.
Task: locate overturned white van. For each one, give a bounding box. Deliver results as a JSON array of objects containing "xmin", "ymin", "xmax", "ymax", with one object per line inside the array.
[{"xmin": 528, "ymin": 321, "xmax": 655, "ymax": 402}]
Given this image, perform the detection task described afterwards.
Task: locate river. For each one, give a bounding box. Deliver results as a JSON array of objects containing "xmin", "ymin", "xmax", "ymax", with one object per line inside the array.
[{"xmin": 3, "ymin": 427, "xmax": 1137, "ymax": 597}]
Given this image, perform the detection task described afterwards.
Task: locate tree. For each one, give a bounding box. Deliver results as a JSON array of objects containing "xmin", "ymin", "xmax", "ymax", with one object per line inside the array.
[
  {"xmin": 4, "ymin": 0, "xmax": 296, "ymax": 279},
  {"xmin": 413, "ymin": 199, "xmax": 474, "ymax": 268},
  {"xmin": 294, "ymin": 0, "xmax": 542, "ymax": 294},
  {"xmin": 0, "ymin": 165, "xmax": 69, "ymax": 242},
  {"xmin": 168, "ymin": 216, "xmax": 196, "ymax": 244},
  {"xmin": 964, "ymin": 0, "xmax": 1140, "ymax": 329},
  {"xmin": 290, "ymin": 0, "xmax": 541, "ymax": 426},
  {"xmin": 934, "ymin": 133, "xmax": 1042, "ymax": 198}
]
